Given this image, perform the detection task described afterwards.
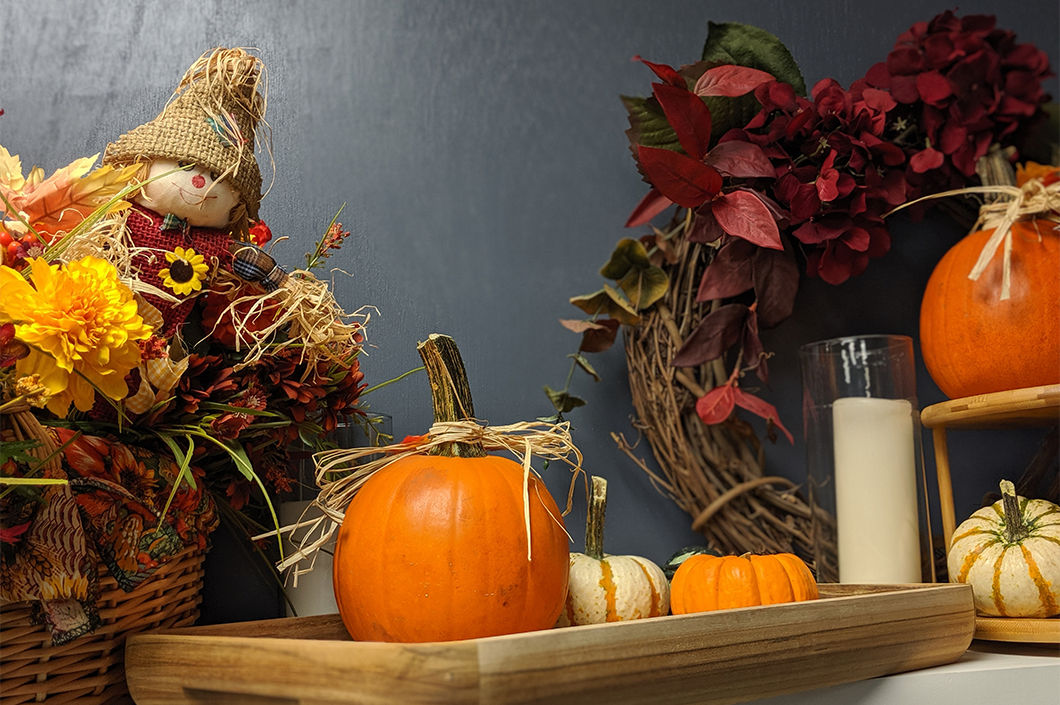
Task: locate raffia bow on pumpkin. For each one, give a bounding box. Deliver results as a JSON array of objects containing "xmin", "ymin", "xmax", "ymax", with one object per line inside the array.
[
  {"xmin": 258, "ymin": 417, "xmax": 584, "ymax": 584},
  {"xmin": 890, "ymin": 153, "xmax": 1060, "ymax": 301}
]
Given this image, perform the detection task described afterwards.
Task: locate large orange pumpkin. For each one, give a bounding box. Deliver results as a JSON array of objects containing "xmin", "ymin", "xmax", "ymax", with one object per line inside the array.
[
  {"xmin": 669, "ymin": 553, "xmax": 818, "ymax": 614},
  {"xmin": 920, "ymin": 220, "xmax": 1059, "ymax": 399},
  {"xmin": 332, "ymin": 335, "xmax": 570, "ymax": 643}
]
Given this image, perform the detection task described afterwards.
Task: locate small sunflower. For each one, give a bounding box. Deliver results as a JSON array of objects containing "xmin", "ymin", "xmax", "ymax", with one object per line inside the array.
[{"xmin": 159, "ymin": 246, "xmax": 209, "ymax": 296}]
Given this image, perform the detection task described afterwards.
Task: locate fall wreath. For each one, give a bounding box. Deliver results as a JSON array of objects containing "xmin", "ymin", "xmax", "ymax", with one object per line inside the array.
[{"xmin": 547, "ymin": 11, "xmax": 1055, "ymax": 572}]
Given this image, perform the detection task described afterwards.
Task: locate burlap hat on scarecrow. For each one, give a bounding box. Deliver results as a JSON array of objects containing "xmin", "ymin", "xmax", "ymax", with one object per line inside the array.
[{"xmin": 103, "ymin": 46, "xmax": 271, "ymax": 340}]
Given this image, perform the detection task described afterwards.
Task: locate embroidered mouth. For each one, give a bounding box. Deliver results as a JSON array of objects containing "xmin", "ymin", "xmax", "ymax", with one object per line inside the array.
[{"xmin": 174, "ymin": 184, "xmax": 218, "ymax": 207}]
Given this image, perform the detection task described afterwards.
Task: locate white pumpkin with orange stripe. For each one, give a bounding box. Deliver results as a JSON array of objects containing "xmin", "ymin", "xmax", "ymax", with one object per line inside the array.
[
  {"xmin": 556, "ymin": 476, "xmax": 669, "ymax": 626},
  {"xmin": 947, "ymin": 480, "xmax": 1060, "ymax": 618}
]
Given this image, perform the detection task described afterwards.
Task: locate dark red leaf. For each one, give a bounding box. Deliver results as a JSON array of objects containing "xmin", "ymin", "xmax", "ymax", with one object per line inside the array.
[
  {"xmin": 711, "ymin": 191, "xmax": 783, "ymax": 250},
  {"xmin": 579, "ymin": 318, "xmax": 621, "ymax": 353},
  {"xmin": 625, "ymin": 188, "xmax": 674, "ymax": 228},
  {"xmin": 637, "ymin": 145, "xmax": 722, "ymax": 208},
  {"xmin": 694, "ymin": 65, "xmax": 774, "ymax": 97},
  {"xmin": 696, "ymin": 385, "xmax": 736, "ymax": 425},
  {"xmin": 633, "ymin": 55, "xmax": 685, "ymax": 87},
  {"xmin": 653, "ymin": 83, "xmax": 713, "ymax": 161},
  {"xmin": 704, "ymin": 141, "xmax": 775, "ymax": 178},
  {"xmin": 752, "ymin": 247, "xmax": 799, "ymax": 329},
  {"xmin": 732, "ymin": 388, "xmax": 794, "ymax": 444},
  {"xmin": 671, "ymin": 304, "xmax": 748, "ymax": 368},
  {"xmin": 741, "ymin": 309, "xmax": 768, "ymax": 384},
  {"xmin": 687, "ymin": 205, "xmax": 726, "ymax": 243},
  {"xmin": 697, "ymin": 238, "xmax": 755, "ymax": 301}
]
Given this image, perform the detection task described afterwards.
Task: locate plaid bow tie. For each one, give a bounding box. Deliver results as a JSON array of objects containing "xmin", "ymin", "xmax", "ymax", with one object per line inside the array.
[
  {"xmin": 233, "ymin": 246, "xmax": 289, "ymax": 292},
  {"xmin": 161, "ymin": 213, "xmax": 188, "ymax": 231}
]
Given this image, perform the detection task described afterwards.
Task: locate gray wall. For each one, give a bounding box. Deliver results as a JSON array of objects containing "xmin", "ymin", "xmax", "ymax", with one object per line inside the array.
[{"xmin": 3, "ymin": 1, "xmax": 1057, "ymax": 620}]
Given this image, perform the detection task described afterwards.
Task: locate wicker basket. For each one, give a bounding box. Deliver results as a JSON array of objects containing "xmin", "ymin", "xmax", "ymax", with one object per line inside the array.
[{"xmin": 0, "ymin": 545, "xmax": 206, "ymax": 705}]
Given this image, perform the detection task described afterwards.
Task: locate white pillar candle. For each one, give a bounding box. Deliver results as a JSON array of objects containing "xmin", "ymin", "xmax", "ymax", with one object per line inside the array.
[
  {"xmin": 832, "ymin": 397, "xmax": 921, "ymax": 583},
  {"xmin": 279, "ymin": 500, "xmax": 339, "ymax": 616}
]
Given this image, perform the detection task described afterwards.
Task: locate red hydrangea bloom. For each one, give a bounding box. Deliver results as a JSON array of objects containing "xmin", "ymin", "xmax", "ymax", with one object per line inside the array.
[
  {"xmin": 726, "ymin": 75, "xmax": 905, "ymax": 284},
  {"xmin": 864, "ymin": 10, "xmax": 1052, "ymax": 201}
]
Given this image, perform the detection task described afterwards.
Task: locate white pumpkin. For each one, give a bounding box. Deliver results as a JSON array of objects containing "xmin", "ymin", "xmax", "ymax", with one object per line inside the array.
[
  {"xmin": 947, "ymin": 480, "xmax": 1060, "ymax": 618},
  {"xmin": 556, "ymin": 476, "xmax": 669, "ymax": 626}
]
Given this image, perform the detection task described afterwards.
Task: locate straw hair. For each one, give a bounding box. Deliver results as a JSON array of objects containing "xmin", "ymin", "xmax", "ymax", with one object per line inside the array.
[{"xmin": 103, "ymin": 47, "xmax": 269, "ymax": 221}]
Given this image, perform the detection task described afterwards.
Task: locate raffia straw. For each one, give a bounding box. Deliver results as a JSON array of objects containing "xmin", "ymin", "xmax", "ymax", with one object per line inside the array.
[
  {"xmin": 52, "ymin": 209, "xmax": 184, "ymax": 305},
  {"xmin": 258, "ymin": 418, "xmax": 584, "ymax": 583},
  {"xmin": 886, "ymin": 176, "xmax": 1059, "ymax": 300},
  {"xmin": 208, "ymin": 269, "xmax": 368, "ymax": 369}
]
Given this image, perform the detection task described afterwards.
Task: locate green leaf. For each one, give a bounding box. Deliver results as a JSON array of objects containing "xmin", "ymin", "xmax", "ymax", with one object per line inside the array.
[
  {"xmin": 568, "ymin": 353, "xmax": 601, "ymax": 382},
  {"xmin": 618, "ymin": 265, "xmax": 670, "ymax": 310},
  {"xmin": 600, "ymin": 238, "xmax": 653, "ymax": 280},
  {"xmin": 543, "ymin": 386, "xmax": 587, "ymax": 414},
  {"xmin": 701, "ymin": 22, "xmax": 806, "ymax": 95},
  {"xmin": 696, "ymin": 22, "xmax": 806, "ymax": 144},
  {"xmin": 622, "ymin": 95, "xmax": 682, "ymax": 154},
  {"xmin": 569, "ymin": 285, "xmax": 640, "ymax": 325},
  {"xmin": 0, "ymin": 439, "xmax": 42, "ymax": 466},
  {"xmin": 0, "ymin": 477, "xmax": 68, "ymax": 486}
]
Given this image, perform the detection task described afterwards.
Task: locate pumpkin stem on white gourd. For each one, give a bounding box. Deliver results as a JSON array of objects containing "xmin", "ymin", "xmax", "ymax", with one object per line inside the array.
[
  {"xmin": 585, "ymin": 475, "xmax": 607, "ymax": 560},
  {"xmin": 417, "ymin": 334, "xmax": 487, "ymax": 459},
  {"xmin": 999, "ymin": 480, "xmax": 1028, "ymax": 544}
]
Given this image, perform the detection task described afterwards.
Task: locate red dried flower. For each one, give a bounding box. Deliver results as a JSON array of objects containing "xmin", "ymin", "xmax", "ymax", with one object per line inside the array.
[
  {"xmin": 249, "ymin": 219, "xmax": 272, "ymax": 246},
  {"xmin": 864, "ymin": 10, "xmax": 1052, "ymax": 200}
]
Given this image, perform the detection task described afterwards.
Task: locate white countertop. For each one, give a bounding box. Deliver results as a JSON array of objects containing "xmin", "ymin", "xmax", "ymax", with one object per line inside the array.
[{"xmin": 751, "ymin": 641, "xmax": 1059, "ymax": 705}]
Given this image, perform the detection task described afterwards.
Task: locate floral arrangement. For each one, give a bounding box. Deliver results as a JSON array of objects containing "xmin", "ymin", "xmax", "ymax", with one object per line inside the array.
[
  {"xmin": 547, "ymin": 11, "xmax": 1054, "ymax": 558},
  {"xmin": 0, "ymin": 47, "xmax": 375, "ymax": 645}
]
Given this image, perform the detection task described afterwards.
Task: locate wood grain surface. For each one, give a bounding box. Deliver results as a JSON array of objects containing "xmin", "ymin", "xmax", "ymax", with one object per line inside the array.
[{"xmin": 125, "ymin": 583, "xmax": 974, "ymax": 705}]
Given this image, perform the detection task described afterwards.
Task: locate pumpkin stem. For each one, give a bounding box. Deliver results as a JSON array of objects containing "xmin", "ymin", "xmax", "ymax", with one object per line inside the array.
[
  {"xmin": 585, "ymin": 475, "xmax": 607, "ymax": 560},
  {"xmin": 417, "ymin": 334, "xmax": 486, "ymax": 458},
  {"xmin": 999, "ymin": 479, "xmax": 1028, "ymax": 544}
]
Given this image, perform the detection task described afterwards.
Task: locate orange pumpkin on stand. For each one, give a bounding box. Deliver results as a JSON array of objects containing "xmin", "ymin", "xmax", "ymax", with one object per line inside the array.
[
  {"xmin": 332, "ymin": 334, "xmax": 570, "ymax": 643},
  {"xmin": 919, "ymin": 219, "xmax": 1059, "ymax": 400}
]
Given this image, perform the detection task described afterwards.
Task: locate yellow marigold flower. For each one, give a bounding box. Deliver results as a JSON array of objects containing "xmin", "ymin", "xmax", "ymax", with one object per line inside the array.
[
  {"xmin": 159, "ymin": 246, "xmax": 209, "ymax": 296},
  {"xmin": 0, "ymin": 257, "xmax": 153, "ymax": 417}
]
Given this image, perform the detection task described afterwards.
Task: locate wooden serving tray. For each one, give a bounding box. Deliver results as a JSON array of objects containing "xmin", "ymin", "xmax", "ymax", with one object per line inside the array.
[{"xmin": 125, "ymin": 583, "xmax": 974, "ymax": 705}]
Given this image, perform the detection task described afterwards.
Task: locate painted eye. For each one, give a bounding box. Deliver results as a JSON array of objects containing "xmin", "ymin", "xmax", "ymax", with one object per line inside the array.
[
  {"xmin": 209, "ymin": 172, "xmax": 219, "ymax": 181},
  {"xmin": 177, "ymin": 160, "xmax": 191, "ymax": 169}
]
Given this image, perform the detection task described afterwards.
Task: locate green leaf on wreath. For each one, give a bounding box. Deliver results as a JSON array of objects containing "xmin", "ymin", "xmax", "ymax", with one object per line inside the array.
[
  {"xmin": 691, "ymin": 22, "xmax": 808, "ymax": 145},
  {"xmin": 701, "ymin": 22, "xmax": 806, "ymax": 96},
  {"xmin": 622, "ymin": 95, "xmax": 683, "ymax": 154},
  {"xmin": 599, "ymin": 239, "xmax": 670, "ymax": 310},
  {"xmin": 619, "ymin": 265, "xmax": 669, "ymax": 310},
  {"xmin": 543, "ymin": 385, "xmax": 587, "ymax": 413},
  {"xmin": 569, "ymin": 285, "xmax": 641, "ymax": 325},
  {"xmin": 600, "ymin": 238, "xmax": 653, "ymax": 279},
  {"xmin": 568, "ymin": 353, "xmax": 601, "ymax": 382}
]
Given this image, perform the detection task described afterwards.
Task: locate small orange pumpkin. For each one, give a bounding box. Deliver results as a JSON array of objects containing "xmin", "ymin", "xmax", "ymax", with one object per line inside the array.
[
  {"xmin": 670, "ymin": 552, "xmax": 818, "ymax": 614},
  {"xmin": 332, "ymin": 335, "xmax": 570, "ymax": 643},
  {"xmin": 920, "ymin": 219, "xmax": 1059, "ymax": 399}
]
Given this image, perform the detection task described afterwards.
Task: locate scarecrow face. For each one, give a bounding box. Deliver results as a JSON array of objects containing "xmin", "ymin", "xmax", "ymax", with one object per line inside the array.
[{"xmin": 135, "ymin": 159, "xmax": 239, "ymax": 228}]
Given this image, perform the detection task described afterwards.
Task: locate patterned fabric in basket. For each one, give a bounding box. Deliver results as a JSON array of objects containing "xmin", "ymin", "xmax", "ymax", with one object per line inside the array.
[{"xmin": 1, "ymin": 428, "xmax": 217, "ymax": 645}]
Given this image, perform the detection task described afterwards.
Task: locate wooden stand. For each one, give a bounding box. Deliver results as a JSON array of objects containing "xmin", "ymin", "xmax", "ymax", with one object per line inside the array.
[{"xmin": 921, "ymin": 384, "xmax": 1060, "ymax": 644}]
